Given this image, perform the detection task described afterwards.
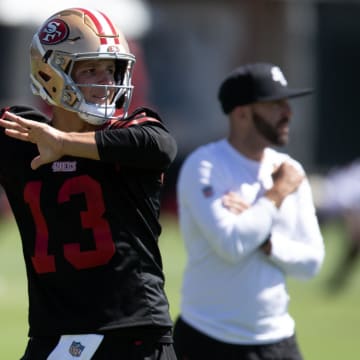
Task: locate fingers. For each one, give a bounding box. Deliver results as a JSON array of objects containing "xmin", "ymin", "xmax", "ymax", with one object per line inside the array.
[
  {"xmin": 0, "ymin": 111, "xmax": 38, "ymax": 142},
  {"xmin": 273, "ymin": 161, "xmax": 304, "ymax": 183},
  {"xmin": 31, "ymin": 155, "xmax": 42, "ymax": 170},
  {"xmin": 3, "ymin": 111, "xmax": 36, "ymax": 127},
  {"xmin": 0, "ymin": 117, "xmax": 31, "ymax": 141},
  {"xmin": 0, "ymin": 111, "xmax": 37, "ymax": 132},
  {"xmin": 0, "ymin": 118, "xmax": 28, "ymax": 133},
  {"xmin": 222, "ymin": 192, "xmax": 250, "ymax": 215}
]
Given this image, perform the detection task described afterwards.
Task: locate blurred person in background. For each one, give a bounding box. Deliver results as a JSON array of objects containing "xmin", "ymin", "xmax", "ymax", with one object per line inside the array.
[
  {"xmin": 0, "ymin": 7, "xmax": 177, "ymax": 360},
  {"xmin": 173, "ymin": 62, "xmax": 325, "ymax": 360},
  {"xmin": 316, "ymin": 159, "xmax": 360, "ymax": 292}
]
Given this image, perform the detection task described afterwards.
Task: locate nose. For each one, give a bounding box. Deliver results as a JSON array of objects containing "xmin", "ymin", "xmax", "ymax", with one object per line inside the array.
[
  {"xmin": 280, "ymin": 100, "xmax": 292, "ymax": 117},
  {"xmin": 98, "ymin": 71, "xmax": 115, "ymax": 85}
]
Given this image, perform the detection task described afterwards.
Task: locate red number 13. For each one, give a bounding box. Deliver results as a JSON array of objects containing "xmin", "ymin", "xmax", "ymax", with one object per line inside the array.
[{"xmin": 24, "ymin": 175, "xmax": 115, "ymax": 274}]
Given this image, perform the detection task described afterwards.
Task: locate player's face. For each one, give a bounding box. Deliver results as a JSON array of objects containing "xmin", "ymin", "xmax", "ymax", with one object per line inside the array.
[
  {"xmin": 71, "ymin": 59, "xmax": 116, "ymax": 105},
  {"xmin": 250, "ymin": 99, "xmax": 292, "ymax": 146}
]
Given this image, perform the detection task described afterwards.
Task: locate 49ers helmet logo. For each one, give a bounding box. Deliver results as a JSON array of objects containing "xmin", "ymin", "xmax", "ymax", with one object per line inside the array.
[{"xmin": 39, "ymin": 19, "xmax": 69, "ymax": 45}]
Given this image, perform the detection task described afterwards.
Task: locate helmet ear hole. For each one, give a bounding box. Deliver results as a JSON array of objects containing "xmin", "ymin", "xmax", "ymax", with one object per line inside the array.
[
  {"xmin": 114, "ymin": 60, "xmax": 132, "ymax": 110},
  {"xmin": 115, "ymin": 60, "xmax": 127, "ymax": 83},
  {"xmin": 116, "ymin": 95, "xmax": 125, "ymax": 109},
  {"xmin": 39, "ymin": 71, "xmax": 51, "ymax": 82}
]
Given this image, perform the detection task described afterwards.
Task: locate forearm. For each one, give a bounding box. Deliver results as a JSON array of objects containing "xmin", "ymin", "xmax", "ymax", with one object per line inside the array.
[
  {"xmin": 188, "ymin": 196, "xmax": 276, "ymax": 263},
  {"xmin": 95, "ymin": 125, "xmax": 177, "ymax": 168},
  {"xmin": 268, "ymin": 232, "xmax": 325, "ymax": 279},
  {"xmin": 62, "ymin": 132, "xmax": 100, "ymax": 160},
  {"xmin": 266, "ymin": 182, "xmax": 325, "ymax": 279}
]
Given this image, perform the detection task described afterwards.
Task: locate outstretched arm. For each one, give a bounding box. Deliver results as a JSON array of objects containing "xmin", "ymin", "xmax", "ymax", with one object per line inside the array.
[{"xmin": 0, "ymin": 111, "xmax": 99, "ymax": 169}]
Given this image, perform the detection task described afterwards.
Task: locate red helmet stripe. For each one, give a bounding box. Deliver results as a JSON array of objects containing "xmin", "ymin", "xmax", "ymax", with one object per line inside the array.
[
  {"xmin": 99, "ymin": 11, "xmax": 119, "ymax": 39},
  {"xmin": 100, "ymin": 10, "xmax": 120, "ymax": 45},
  {"xmin": 75, "ymin": 8, "xmax": 120, "ymax": 44}
]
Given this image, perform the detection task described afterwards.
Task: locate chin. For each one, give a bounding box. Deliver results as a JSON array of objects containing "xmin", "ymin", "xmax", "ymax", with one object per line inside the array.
[{"xmin": 273, "ymin": 136, "xmax": 288, "ymax": 146}]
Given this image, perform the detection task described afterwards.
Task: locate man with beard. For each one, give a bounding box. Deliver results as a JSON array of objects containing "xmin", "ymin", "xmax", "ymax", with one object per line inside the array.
[{"xmin": 173, "ymin": 62, "xmax": 325, "ymax": 360}]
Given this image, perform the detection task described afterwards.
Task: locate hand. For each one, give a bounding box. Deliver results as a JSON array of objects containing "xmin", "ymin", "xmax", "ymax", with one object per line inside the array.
[
  {"xmin": 260, "ymin": 237, "xmax": 272, "ymax": 255},
  {"xmin": 265, "ymin": 162, "xmax": 304, "ymax": 207},
  {"xmin": 222, "ymin": 192, "xmax": 271, "ymax": 254},
  {"xmin": 0, "ymin": 111, "xmax": 65, "ymax": 170},
  {"xmin": 272, "ymin": 162, "xmax": 304, "ymax": 192},
  {"xmin": 222, "ymin": 191, "xmax": 250, "ymax": 214}
]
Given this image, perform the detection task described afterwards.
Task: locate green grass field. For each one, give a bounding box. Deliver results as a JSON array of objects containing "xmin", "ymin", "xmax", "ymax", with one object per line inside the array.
[{"xmin": 1, "ymin": 214, "xmax": 360, "ymax": 359}]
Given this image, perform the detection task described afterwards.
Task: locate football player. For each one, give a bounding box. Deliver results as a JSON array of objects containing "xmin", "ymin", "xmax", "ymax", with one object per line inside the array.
[{"xmin": 0, "ymin": 7, "xmax": 177, "ymax": 360}]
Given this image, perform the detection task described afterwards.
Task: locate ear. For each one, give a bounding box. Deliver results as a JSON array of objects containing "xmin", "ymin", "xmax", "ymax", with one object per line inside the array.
[{"xmin": 232, "ymin": 105, "xmax": 249, "ymax": 119}]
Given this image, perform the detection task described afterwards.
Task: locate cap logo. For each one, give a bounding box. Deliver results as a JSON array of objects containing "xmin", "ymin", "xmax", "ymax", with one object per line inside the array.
[
  {"xmin": 271, "ymin": 66, "xmax": 287, "ymax": 87},
  {"xmin": 39, "ymin": 19, "xmax": 69, "ymax": 45}
]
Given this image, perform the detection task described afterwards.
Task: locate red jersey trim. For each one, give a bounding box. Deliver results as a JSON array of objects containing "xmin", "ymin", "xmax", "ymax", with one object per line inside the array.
[{"xmin": 106, "ymin": 115, "xmax": 161, "ymax": 129}]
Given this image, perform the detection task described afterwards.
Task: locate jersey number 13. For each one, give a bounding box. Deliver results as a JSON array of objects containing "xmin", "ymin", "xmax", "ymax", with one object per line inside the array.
[{"xmin": 24, "ymin": 175, "xmax": 116, "ymax": 274}]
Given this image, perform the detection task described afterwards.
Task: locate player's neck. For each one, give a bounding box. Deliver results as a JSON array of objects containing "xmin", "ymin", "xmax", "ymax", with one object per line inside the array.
[{"xmin": 51, "ymin": 107, "xmax": 98, "ymax": 132}]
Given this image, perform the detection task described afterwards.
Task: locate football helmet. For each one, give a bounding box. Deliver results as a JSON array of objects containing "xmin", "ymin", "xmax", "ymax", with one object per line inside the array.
[{"xmin": 30, "ymin": 7, "xmax": 136, "ymax": 125}]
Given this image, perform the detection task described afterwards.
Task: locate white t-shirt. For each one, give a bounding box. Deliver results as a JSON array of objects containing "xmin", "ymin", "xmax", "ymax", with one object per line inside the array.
[{"xmin": 177, "ymin": 139, "xmax": 325, "ymax": 345}]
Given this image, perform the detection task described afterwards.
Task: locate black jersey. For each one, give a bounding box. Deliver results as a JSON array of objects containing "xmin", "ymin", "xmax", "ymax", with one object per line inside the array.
[{"xmin": 0, "ymin": 105, "xmax": 177, "ymax": 337}]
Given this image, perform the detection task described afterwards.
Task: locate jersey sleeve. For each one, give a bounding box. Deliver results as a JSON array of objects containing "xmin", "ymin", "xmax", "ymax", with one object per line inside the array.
[{"xmin": 95, "ymin": 108, "xmax": 177, "ymax": 169}]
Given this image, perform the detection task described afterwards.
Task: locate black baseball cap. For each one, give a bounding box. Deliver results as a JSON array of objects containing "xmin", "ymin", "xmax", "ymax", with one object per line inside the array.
[{"xmin": 218, "ymin": 62, "xmax": 313, "ymax": 114}]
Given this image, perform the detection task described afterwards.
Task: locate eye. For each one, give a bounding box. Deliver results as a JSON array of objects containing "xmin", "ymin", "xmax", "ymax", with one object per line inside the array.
[
  {"xmin": 267, "ymin": 100, "xmax": 282, "ymax": 109},
  {"xmin": 107, "ymin": 66, "xmax": 115, "ymax": 75},
  {"xmin": 84, "ymin": 67, "xmax": 96, "ymax": 75}
]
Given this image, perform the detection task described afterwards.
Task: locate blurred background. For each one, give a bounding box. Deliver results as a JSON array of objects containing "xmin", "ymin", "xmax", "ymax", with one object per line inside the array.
[{"xmin": 0, "ymin": 0, "xmax": 360, "ymax": 359}]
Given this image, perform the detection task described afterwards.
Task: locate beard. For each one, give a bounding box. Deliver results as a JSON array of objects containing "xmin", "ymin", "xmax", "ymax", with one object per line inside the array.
[{"xmin": 252, "ymin": 111, "xmax": 290, "ymax": 146}]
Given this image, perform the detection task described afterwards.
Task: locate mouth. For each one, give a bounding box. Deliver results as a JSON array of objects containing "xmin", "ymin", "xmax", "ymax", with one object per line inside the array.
[
  {"xmin": 277, "ymin": 126, "xmax": 289, "ymax": 138},
  {"xmin": 277, "ymin": 118, "xmax": 289, "ymax": 129},
  {"xmin": 276, "ymin": 120, "xmax": 290, "ymax": 139},
  {"xmin": 278, "ymin": 122, "xmax": 289, "ymax": 130},
  {"xmin": 91, "ymin": 91, "xmax": 114, "ymax": 104},
  {"xmin": 93, "ymin": 95, "xmax": 108, "ymax": 101}
]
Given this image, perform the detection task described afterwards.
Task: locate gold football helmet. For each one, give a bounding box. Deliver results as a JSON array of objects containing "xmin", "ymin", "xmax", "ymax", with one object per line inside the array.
[{"xmin": 30, "ymin": 7, "xmax": 136, "ymax": 124}]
